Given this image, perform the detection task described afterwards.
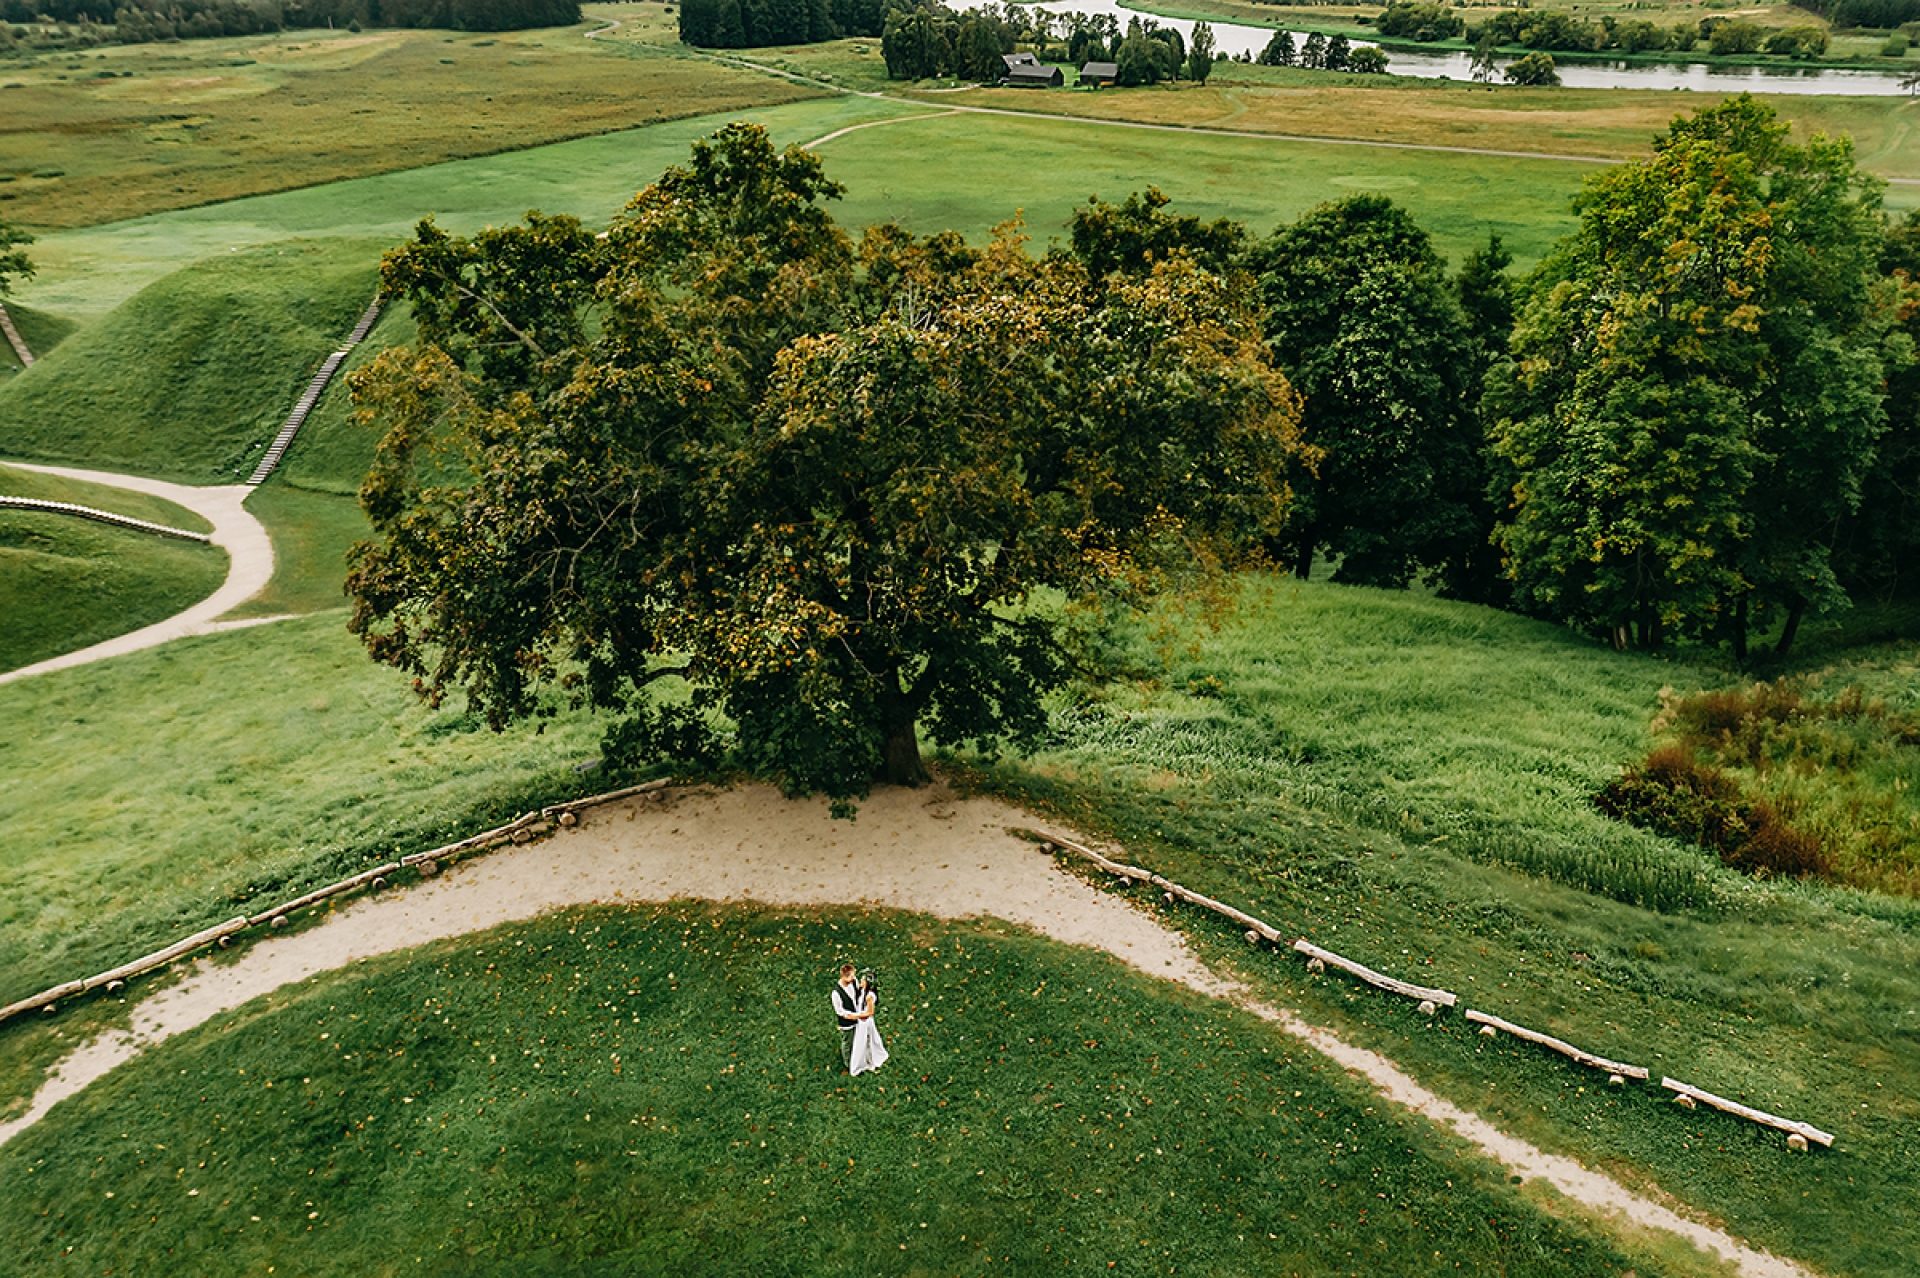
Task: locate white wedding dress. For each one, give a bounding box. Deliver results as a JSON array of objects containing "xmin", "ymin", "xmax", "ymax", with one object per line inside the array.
[{"xmin": 849, "ymin": 1005, "xmax": 889, "ymax": 1075}]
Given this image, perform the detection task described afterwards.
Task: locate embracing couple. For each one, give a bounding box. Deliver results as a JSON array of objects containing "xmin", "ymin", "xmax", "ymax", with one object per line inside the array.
[{"xmin": 832, "ymin": 963, "xmax": 889, "ymax": 1076}]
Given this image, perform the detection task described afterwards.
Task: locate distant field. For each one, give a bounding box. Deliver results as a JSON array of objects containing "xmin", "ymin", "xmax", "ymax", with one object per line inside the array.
[
  {"xmin": 0, "ymin": 239, "xmax": 382, "ymax": 483},
  {"xmin": 0, "ymin": 904, "xmax": 1658, "ymax": 1278},
  {"xmin": 0, "ymin": 5, "xmax": 821, "ymax": 233},
  {"xmin": 0, "ymin": 466, "xmax": 226, "ymax": 671}
]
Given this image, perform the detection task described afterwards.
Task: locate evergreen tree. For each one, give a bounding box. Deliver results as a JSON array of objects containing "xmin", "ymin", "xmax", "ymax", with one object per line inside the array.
[{"xmin": 1258, "ymin": 28, "xmax": 1295, "ymax": 65}]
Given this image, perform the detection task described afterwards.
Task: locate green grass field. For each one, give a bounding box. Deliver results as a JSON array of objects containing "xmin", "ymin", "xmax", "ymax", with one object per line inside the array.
[
  {"xmin": 229, "ymin": 484, "xmax": 370, "ymax": 619},
  {"xmin": 0, "ymin": 6, "xmax": 822, "ymax": 233},
  {"xmin": 955, "ymin": 575, "xmax": 1920, "ymax": 1278},
  {"xmin": 0, "ymin": 509, "xmax": 226, "ymax": 673},
  {"xmin": 0, "ymin": 239, "xmax": 383, "ymax": 483},
  {"xmin": 0, "ymin": 903, "xmax": 1667, "ymax": 1277},
  {"xmin": 0, "ymin": 463, "xmax": 225, "ymax": 671}
]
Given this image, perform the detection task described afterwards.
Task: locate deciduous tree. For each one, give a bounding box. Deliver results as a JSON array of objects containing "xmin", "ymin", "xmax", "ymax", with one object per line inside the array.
[{"xmin": 348, "ymin": 125, "xmax": 1305, "ymax": 807}]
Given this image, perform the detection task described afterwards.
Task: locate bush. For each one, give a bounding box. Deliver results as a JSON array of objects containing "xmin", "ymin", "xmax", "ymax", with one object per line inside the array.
[
  {"xmin": 1503, "ymin": 49, "xmax": 1560, "ymax": 83},
  {"xmin": 1597, "ymin": 745, "xmax": 1833, "ymax": 880},
  {"xmin": 1763, "ymin": 25, "xmax": 1828, "ymax": 57},
  {"xmin": 1884, "ymin": 31, "xmax": 1910, "ymax": 54},
  {"xmin": 1706, "ymin": 19, "xmax": 1765, "ymax": 54},
  {"xmin": 1376, "ymin": 1, "xmax": 1463, "ymax": 41}
]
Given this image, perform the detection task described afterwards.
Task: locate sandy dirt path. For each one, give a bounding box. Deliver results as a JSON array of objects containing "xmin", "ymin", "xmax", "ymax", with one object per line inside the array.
[
  {"xmin": 0, "ymin": 462, "xmax": 284, "ymax": 685},
  {"xmin": 0, "ymin": 782, "xmax": 1809, "ymax": 1277}
]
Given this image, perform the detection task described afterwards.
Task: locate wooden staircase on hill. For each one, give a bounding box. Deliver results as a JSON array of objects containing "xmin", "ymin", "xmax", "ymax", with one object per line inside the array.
[
  {"xmin": 247, "ymin": 295, "xmax": 384, "ymax": 486},
  {"xmin": 0, "ymin": 301, "xmax": 33, "ymax": 369}
]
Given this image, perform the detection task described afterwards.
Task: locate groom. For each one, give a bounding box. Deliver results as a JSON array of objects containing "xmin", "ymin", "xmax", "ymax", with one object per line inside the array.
[{"xmin": 831, "ymin": 963, "xmax": 869, "ymax": 1073}]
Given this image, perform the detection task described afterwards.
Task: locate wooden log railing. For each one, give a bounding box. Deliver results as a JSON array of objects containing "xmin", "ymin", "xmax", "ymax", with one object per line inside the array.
[
  {"xmin": 1465, "ymin": 1010, "xmax": 1648, "ymax": 1081},
  {"xmin": 1031, "ymin": 831, "xmax": 1286, "ymax": 944},
  {"xmin": 0, "ymin": 495, "xmax": 211, "ymax": 543},
  {"xmin": 1292, "ymin": 939, "xmax": 1458, "ymax": 1008},
  {"xmin": 1661, "ymin": 1078, "xmax": 1834, "ymax": 1147}
]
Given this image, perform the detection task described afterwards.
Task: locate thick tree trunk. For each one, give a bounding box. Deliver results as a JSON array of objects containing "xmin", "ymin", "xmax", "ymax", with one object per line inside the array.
[
  {"xmin": 1776, "ymin": 597, "xmax": 1807, "ymax": 656},
  {"xmin": 1293, "ymin": 527, "xmax": 1316, "ymax": 580},
  {"xmin": 882, "ymin": 720, "xmax": 928, "ymax": 787}
]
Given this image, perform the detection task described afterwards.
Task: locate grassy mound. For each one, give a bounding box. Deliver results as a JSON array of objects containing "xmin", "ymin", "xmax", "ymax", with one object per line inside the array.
[
  {"xmin": 0, "ymin": 240, "xmax": 384, "ymax": 484},
  {"xmin": 0, "ymin": 485, "xmax": 227, "ymax": 673},
  {"xmin": 965, "ymin": 575, "xmax": 1920, "ymax": 1277},
  {"xmin": 273, "ymin": 302, "xmax": 418, "ymax": 496},
  {"xmin": 0, "ymin": 302, "xmax": 79, "ymax": 385},
  {"xmin": 0, "ymin": 904, "xmax": 1648, "ymax": 1277}
]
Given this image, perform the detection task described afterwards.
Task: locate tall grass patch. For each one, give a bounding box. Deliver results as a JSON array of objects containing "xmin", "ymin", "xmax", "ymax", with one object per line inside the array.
[
  {"xmin": 0, "ymin": 904, "xmax": 1650, "ymax": 1277},
  {"xmin": 0, "ymin": 240, "xmax": 385, "ymax": 484}
]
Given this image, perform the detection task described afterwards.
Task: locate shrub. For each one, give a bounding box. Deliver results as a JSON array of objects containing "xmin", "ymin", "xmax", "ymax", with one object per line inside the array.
[
  {"xmin": 1706, "ymin": 18, "xmax": 1764, "ymax": 54},
  {"xmin": 1764, "ymin": 25, "xmax": 1829, "ymax": 57},
  {"xmin": 1597, "ymin": 745, "xmax": 1833, "ymax": 879},
  {"xmin": 1884, "ymin": 31, "xmax": 1910, "ymax": 54},
  {"xmin": 1503, "ymin": 49, "xmax": 1559, "ymax": 83}
]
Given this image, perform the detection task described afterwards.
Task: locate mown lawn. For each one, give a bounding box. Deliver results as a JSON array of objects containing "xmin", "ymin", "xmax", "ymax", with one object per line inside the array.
[
  {"xmin": 0, "ymin": 507, "xmax": 226, "ymax": 672},
  {"xmin": 0, "ymin": 904, "xmax": 1659, "ymax": 1277},
  {"xmin": 227, "ymin": 484, "xmax": 370, "ymax": 620},
  {"xmin": 961, "ymin": 574, "xmax": 1920, "ymax": 1278},
  {"xmin": 0, "ymin": 302, "xmax": 78, "ymax": 385}
]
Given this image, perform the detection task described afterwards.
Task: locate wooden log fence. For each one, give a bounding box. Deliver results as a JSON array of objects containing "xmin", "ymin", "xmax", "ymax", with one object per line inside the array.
[
  {"xmin": 1464, "ymin": 1010, "xmax": 1648, "ymax": 1081},
  {"xmin": 0, "ymin": 495, "xmax": 212, "ymax": 543},
  {"xmin": 0, "ymin": 299, "xmax": 33, "ymax": 368},
  {"xmin": 0, "ymin": 781, "xmax": 1836, "ymax": 1148},
  {"xmin": 1292, "ymin": 939, "xmax": 1458, "ymax": 1008},
  {"xmin": 1661, "ymin": 1078, "xmax": 1834, "ymax": 1147}
]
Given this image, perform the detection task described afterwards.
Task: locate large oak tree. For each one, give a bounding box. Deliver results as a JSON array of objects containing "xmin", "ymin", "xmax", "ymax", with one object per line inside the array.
[{"xmin": 347, "ymin": 125, "xmax": 1303, "ymax": 806}]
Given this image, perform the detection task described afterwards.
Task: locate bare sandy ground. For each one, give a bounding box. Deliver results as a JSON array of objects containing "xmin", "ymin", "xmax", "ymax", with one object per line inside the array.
[
  {"xmin": 0, "ymin": 782, "xmax": 1808, "ymax": 1277},
  {"xmin": 0, "ymin": 462, "xmax": 284, "ymax": 685}
]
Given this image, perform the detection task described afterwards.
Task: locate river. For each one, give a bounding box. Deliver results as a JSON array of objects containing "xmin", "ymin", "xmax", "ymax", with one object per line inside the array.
[{"xmin": 1029, "ymin": 0, "xmax": 1920, "ymax": 95}]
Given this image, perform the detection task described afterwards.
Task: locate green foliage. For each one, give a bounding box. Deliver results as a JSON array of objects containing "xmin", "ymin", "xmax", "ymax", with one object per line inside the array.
[
  {"xmin": 1502, "ymin": 51, "xmax": 1562, "ymax": 85},
  {"xmin": 1488, "ymin": 97, "xmax": 1900, "ymax": 654},
  {"xmin": 1705, "ymin": 18, "xmax": 1765, "ymax": 56},
  {"xmin": 0, "ymin": 240, "xmax": 384, "ymax": 484},
  {"xmin": 0, "ymin": 218, "xmax": 32, "ymax": 298},
  {"xmin": 17, "ymin": 0, "xmax": 581, "ymax": 45},
  {"xmin": 1066, "ymin": 186, "xmax": 1245, "ymax": 282},
  {"xmin": 1256, "ymin": 27, "xmax": 1295, "ymax": 65},
  {"xmin": 1252, "ymin": 195, "xmax": 1489, "ymax": 591},
  {"xmin": 1185, "ymin": 18, "xmax": 1216, "ymax": 83},
  {"xmin": 1348, "ymin": 46, "xmax": 1390, "ymax": 73},
  {"xmin": 1834, "ymin": 208, "xmax": 1920, "ymax": 599},
  {"xmin": 1376, "ymin": 1, "xmax": 1465, "ymax": 42},
  {"xmin": 351, "ymin": 126, "xmax": 1304, "ymax": 803},
  {"xmin": 0, "ymin": 904, "xmax": 1649, "ymax": 1277},
  {"xmin": 0, "ymin": 504, "xmax": 225, "ymax": 673},
  {"xmin": 680, "ymin": 0, "xmax": 870, "ymax": 48},
  {"xmin": 1620, "ymin": 680, "xmax": 1920, "ymax": 894},
  {"xmin": 1596, "ymin": 745, "xmax": 1831, "ymax": 880},
  {"xmin": 1763, "ymin": 25, "xmax": 1830, "ymax": 58}
]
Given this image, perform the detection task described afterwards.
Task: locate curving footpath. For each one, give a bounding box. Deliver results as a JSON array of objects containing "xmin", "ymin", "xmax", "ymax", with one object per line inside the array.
[
  {"xmin": 0, "ymin": 463, "xmax": 284, "ymax": 686},
  {"xmin": 0, "ymin": 782, "xmax": 1812, "ymax": 1277}
]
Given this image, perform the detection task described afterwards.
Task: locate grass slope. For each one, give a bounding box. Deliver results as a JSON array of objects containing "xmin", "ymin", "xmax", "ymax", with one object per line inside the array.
[
  {"xmin": 0, "ymin": 507, "xmax": 226, "ymax": 672},
  {"xmin": 0, "ymin": 239, "xmax": 383, "ymax": 483},
  {"xmin": 0, "ymin": 616, "xmax": 610, "ymax": 1035},
  {"xmin": 273, "ymin": 301, "xmax": 417, "ymax": 496},
  {"xmin": 0, "ymin": 904, "xmax": 1656, "ymax": 1278},
  {"xmin": 0, "ymin": 302, "xmax": 79, "ymax": 384},
  {"xmin": 228, "ymin": 484, "xmax": 370, "ymax": 619},
  {"xmin": 959, "ymin": 575, "xmax": 1920, "ymax": 1278}
]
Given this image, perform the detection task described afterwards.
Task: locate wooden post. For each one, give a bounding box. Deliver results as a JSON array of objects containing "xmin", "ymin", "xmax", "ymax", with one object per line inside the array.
[
  {"xmin": 1291, "ymin": 939, "xmax": 1457, "ymax": 1008},
  {"xmin": 1660, "ymin": 1078, "xmax": 1833, "ymax": 1147},
  {"xmin": 1463, "ymin": 1010, "xmax": 1647, "ymax": 1080}
]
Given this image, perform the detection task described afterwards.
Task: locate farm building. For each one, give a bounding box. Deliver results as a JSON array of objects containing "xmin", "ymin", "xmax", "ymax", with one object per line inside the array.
[
  {"xmin": 1002, "ymin": 61, "xmax": 1065, "ymax": 88},
  {"xmin": 1079, "ymin": 60, "xmax": 1118, "ymax": 86}
]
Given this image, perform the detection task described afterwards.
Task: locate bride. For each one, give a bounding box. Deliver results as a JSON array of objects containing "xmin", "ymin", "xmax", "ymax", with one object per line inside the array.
[{"xmin": 849, "ymin": 968, "xmax": 889, "ymax": 1076}]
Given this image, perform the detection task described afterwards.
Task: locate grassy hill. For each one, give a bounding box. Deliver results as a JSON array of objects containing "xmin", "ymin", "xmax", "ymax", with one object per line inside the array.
[
  {"xmin": 0, "ymin": 303, "xmax": 79, "ymax": 386},
  {"xmin": 4, "ymin": 574, "xmax": 1917, "ymax": 1271},
  {"xmin": 0, "ymin": 903, "xmax": 1659, "ymax": 1278},
  {"xmin": 0, "ymin": 464, "xmax": 226, "ymax": 672},
  {"xmin": 0, "ymin": 239, "xmax": 384, "ymax": 484}
]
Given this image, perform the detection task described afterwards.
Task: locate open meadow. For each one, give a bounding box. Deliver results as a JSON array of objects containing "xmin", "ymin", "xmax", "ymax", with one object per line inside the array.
[{"xmin": 3, "ymin": 5, "xmax": 1919, "ymax": 1274}]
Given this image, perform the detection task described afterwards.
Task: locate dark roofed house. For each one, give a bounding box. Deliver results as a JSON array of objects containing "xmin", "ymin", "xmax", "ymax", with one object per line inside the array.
[
  {"xmin": 1079, "ymin": 60, "xmax": 1118, "ymax": 87},
  {"xmin": 1002, "ymin": 62, "xmax": 1064, "ymax": 88}
]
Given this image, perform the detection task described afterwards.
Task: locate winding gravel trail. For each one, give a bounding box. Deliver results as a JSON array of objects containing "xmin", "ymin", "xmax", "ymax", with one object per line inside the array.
[
  {"xmin": 0, "ymin": 462, "xmax": 284, "ymax": 685},
  {"xmin": 0, "ymin": 781, "xmax": 1813, "ymax": 1277}
]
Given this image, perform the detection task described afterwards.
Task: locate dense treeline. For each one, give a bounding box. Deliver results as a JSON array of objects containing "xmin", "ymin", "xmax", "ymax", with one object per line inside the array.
[
  {"xmin": 676, "ymin": 0, "xmax": 888, "ymax": 49},
  {"xmin": 1804, "ymin": 0, "xmax": 1920, "ymax": 29},
  {"xmin": 0, "ymin": 0, "xmax": 578, "ymax": 48},
  {"xmin": 1371, "ymin": 0, "xmax": 1838, "ymax": 59}
]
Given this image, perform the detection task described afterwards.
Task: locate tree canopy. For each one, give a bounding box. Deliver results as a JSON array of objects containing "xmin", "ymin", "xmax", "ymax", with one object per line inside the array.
[
  {"xmin": 0, "ymin": 218, "xmax": 32, "ymax": 297},
  {"xmin": 1487, "ymin": 96, "xmax": 1906, "ymax": 652},
  {"xmin": 349, "ymin": 125, "xmax": 1304, "ymax": 807}
]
